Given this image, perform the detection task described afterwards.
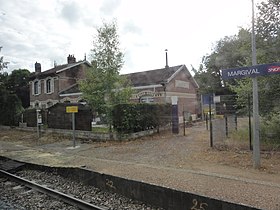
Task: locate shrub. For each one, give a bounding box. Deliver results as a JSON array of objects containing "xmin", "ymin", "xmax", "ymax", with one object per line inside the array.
[
  {"xmin": 260, "ymin": 110, "xmax": 280, "ymax": 145},
  {"xmin": 112, "ymin": 103, "xmax": 172, "ymax": 133}
]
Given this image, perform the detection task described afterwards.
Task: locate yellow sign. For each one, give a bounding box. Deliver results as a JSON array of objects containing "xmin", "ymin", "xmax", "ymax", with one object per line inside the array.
[{"xmin": 66, "ymin": 106, "xmax": 78, "ymax": 113}]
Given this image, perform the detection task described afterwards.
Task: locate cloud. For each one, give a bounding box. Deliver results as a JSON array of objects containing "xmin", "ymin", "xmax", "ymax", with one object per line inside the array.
[
  {"xmin": 100, "ymin": 0, "xmax": 122, "ymax": 16},
  {"xmin": 122, "ymin": 21, "xmax": 142, "ymax": 35},
  {"xmin": 60, "ymin": 1, "xmax": 81, "ymax": 24}
]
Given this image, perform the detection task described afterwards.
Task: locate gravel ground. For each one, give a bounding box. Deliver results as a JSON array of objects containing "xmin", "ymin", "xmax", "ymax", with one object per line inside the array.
[
  {"xmin": 0, "ymin": 177, "xmax": 76, "ymax": 210},
  {"xmin": 0, "ymin": 170, "xmax": 163, "ymax": 210},
  {"xmin": 0, "ymin": 120, "xmax": 280, "ymax": 209}
]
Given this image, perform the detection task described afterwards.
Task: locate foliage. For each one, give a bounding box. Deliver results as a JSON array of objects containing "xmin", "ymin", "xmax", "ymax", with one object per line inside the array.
[
  {"xmin": 229, "ymin": 0, "xmax": 280, "ymax": 116},
  {"xmin": 0, "ymin": 88, "xmax": 23, "ymax": 125},
  {"xmin": 0, "ymin": 47, "xmax": 24, "ymax": 125},
  {"xmin": 80, "ymin": 21, "xmax": 132, "ymax": 129},
  {"xmin": 6, "ymin": 69, "xmax": 30, "ymax": 108},
  {"xmin": 194, "ymin": 28, "xmax": 252, "ymax": 95},
  {"xmin": 195, "ymin": 0, "xmax": 280, "ymax": 117},
  {"xmin": 0, "ymin": 46, "xmax": 9, "ymax": 71},
  {"xmin": 260, "ymin": 109, "xmax": 280, "ymax": 145},
  {"xmin": 112, "ymin": 103, "xmax": 172, "ymax": 133}
]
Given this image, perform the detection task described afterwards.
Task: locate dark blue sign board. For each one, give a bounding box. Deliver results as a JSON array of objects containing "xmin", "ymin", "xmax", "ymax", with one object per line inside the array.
[{"xmin": 222, "ymin": 62, "xmax": 280, "ymax": 80}]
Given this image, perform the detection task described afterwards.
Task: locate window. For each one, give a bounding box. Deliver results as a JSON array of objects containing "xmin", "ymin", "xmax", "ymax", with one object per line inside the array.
[
  {"xmin": 45, "ymin": 77, "xmax": 54, "ymax": 94},
  {"xmin": 33, "ymin": 80, "xmax": 41, "ymax": 95},
  {"xmin": 34, "ymin": 81, "xmax": 39, "ymax": 95},
  {"xmin": 46, "ymin": 79, "xmax": 51, "ymax": 93}
]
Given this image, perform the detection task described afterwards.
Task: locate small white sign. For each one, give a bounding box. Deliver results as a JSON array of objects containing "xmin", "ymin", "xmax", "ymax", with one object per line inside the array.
[
  {"xmin": 214, "ymin": 96, "xmax": 220, "ymax": 103},
  {"xmin": 171, "ymin": 96, "xmax": 178, "ymax": 105}
]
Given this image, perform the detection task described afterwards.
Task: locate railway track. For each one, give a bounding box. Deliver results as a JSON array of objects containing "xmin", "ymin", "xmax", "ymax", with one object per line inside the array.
[
  {"xmin": 0, "ymin": 169, "xmax": 107, "ymax": 210},
  {"xmin": 0, "ymin": 158, "xmax": 163, "ymax": 210}
]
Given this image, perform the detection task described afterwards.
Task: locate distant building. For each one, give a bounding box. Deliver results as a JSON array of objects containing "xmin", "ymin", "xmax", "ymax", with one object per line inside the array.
[
  {"xmin": 126, "ymin": 65, "xmax": 200, "ymax": 122},
  {"xmin": 29, "ymin": 56, "xmax": 200, "ymax": 122},
  {"xmin": 29, "ymin": 55, "xmax": 91, "ymax": 109}
]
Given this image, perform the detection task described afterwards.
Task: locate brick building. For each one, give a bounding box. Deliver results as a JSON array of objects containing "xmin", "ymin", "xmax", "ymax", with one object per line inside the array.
[
  {"xmin": 126, "ymin": 65, "xmax": 200, "ymax": 122},
  {"xmin": 29, "ymin": 55, "xmax": 91, "ymax": 109},
  {"xmin": 29, "ymin": 55, "xmax": 199, "ymax": 123}
]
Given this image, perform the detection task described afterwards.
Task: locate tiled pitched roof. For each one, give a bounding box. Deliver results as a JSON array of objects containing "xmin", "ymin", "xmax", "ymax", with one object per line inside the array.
[
  {"xmin": 59, "ymin": 84, "xmax": 80, "ymax": 95},
  {"xmin": 58, "ymin": 64, "xmax": 198, "ymax": 96},
  {"xmin": 125, "ymin": 65, "xmax": 183, "ymax": 87},
  {"xmin": 29, "ymin": 60, "xmax": 90, "ymax": 79}
]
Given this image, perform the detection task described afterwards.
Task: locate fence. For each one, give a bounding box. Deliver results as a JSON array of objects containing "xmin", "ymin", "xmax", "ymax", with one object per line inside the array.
[
  {"xmin": 23, "ymin": 103, "xmax": 92, "ymax": 131},
  {"xmin": 211, "ymin": 115, "xmax": 237, "ymax": 145}
]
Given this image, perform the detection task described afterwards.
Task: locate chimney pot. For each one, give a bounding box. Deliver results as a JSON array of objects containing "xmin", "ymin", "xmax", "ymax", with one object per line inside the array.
[
  {"xmin": 165, "ymin": 49, "xmax": 169, "ymax": 68},
  {"xmin": 67, "ymin": 54, "xmax": 76, "ymax": 64},
  {"xmin": 35, "ymin": 62, "xmax": 41, "ymax": 73}
]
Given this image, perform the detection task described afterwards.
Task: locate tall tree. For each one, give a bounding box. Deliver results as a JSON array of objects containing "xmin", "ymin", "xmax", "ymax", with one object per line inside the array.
[
  {"xmin": 6, "ymin": 69, "xmax": 30, "ymax": 108},
  {"xmin": 231, "ymin": 0, "xmax": 280, "ymax": 116},
  {"xmin": 195, "ymin": 28, "xmax": 252, "ymax": 95},
  {"xmin": 80, "ymin": 21, "xmax": 132, "ymax": 128},
  {"xmin": 0, "ymin": 47, "xmax": 23, "ymax": 125}
]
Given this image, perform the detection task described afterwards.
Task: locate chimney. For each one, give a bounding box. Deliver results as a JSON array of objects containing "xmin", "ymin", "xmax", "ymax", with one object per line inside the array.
[
  {"xmin": 67, "ymin": 54, "xmax": 76, "ymax": 64},
  {"xmin": 165, "ymin": 49, "xmax": 169, "ymax": 68},
  {"xmin": 35, "ymin": 62, "xmax": 41, "ymax": 73}
]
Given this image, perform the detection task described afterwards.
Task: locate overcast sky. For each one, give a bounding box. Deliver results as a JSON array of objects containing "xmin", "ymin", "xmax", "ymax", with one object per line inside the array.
[{"xmin": 0, "ymin": 0, "xmax": 263, "ymax": 75}]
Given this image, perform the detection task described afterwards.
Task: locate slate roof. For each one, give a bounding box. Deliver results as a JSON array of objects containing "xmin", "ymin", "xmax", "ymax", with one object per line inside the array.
[
  {"xmin": 59, "ymin": 84, "xmax": 80, "ymax": 95},
  {"xmin": 125, "ymin": 65, "xmax": 183, "ymax": 87},
  {"xmin": 58, "ymin": 64, "xmax": 199, "ymax": 96},
  {"xmin": 29, "ymin": 60, "xmax": 90, "ymax": 80}
]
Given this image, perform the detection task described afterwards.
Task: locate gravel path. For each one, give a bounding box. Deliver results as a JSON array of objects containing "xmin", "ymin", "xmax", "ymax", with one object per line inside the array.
[{"xmin": 1, "ymin": 121, "xmax": 280, "ymax": 209}]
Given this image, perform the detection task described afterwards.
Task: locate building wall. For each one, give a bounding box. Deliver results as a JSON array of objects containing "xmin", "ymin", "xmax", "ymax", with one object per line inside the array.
[
  {"xmin": 29, "ymin": 64, "xmax": 87, "ymax": 109},
  {"xmin": 29, "ymin": 77, "xmax": 59, "ymax": 108},
  {"xmin": 130, "ymin": 68, "xmax": 199, "ymax": 123}
]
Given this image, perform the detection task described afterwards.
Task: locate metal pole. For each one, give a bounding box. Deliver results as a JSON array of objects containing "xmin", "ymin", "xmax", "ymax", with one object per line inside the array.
[
  {"xmin": 209, "ymin": 95, "xmax": 213, "ymax": 147},
  {"xmin": 248, "ymin": 93, "xmax": 253, "ymax": 150},
  {"xmin": 183, "ymin": 113, "xmax": 186, "ymax": 136},
  {"xmin": 72, "ymin": 112, "xmax": 76, "ymax": 148},
  {"xmin": 225, "ymin": 115, "xmax": 228, "ymax": 137},
  {"xmin": 251, "ymin": 0, "xmax": 260, "ymax": 168}
]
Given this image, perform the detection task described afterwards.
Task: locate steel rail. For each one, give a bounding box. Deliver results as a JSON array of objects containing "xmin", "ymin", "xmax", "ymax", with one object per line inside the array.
[{"xmin": 0, "ymin": 169, "xmax": 108, "ymax": 210}]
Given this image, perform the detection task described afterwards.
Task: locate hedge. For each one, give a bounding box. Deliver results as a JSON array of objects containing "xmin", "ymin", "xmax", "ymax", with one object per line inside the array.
[{"xmin": 112, "ymin": 103, "xmax": 172, "ymax": 133}]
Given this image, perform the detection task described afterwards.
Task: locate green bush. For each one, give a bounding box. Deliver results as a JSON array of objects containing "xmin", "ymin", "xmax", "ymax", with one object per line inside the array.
[
  {"xmin": 112, "ymin": 103, "xmax": 172, "ymax": 133},
  {"xmin": 260, "ymin": 110, "xmax": 280, "ymax": 145}
]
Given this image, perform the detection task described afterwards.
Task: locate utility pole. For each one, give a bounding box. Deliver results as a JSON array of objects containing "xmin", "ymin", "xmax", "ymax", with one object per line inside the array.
[{"xmin": 251, "ymin": 0, "xmax": 260, "ymax": 169}]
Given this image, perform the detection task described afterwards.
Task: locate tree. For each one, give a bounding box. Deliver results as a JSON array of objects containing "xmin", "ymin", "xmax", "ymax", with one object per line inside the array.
[
  {"xmin": 195, "ymin": 0, "xmax": 280, "ymax": 117},
  {"xmin": 256, "ymin": 0, "xmax": 280, "ymax": 64},
  {"xmin": 0, "ymin": 47, "xmax": 23, "ymax": 125},
  {"xmin": 80, "ymin": 21, "xmax": 132, "ymax": 129},
  {"xmin": 231, "ymin": 0, "xmax": 280, "ymax": 116},
  {"xmin": 0, "ymin": 46, "xmax": 9, "ymax": 71},
  {"xmin": 195, "ymin": 28, "xmax": 252, "ymax": 95},
  {"xmin": 6, "ymin": 69, "xmax": 30, "ymax": 108}
]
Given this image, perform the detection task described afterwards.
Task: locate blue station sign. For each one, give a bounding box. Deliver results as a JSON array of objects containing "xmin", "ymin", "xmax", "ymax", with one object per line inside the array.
[{"xmin": 221, "ymin": 62, "xmax": 280, "ymax": 80}]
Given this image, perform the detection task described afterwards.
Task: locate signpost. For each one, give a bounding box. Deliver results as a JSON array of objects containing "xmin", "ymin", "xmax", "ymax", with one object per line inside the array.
[
  {"xmin": 221, "ymin": 62, "xmax": 280, "ymax": 80},
  {"xmin": 222, "ymin": 0, "xmax": 280, "ymax": 169},
  {"xmin": 222, "ymin": 62, "xmax": 280, "ymax": 169},
  {"xmin": 66, "ymin": 106, "xmax": 78, "ymax": 148}
]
